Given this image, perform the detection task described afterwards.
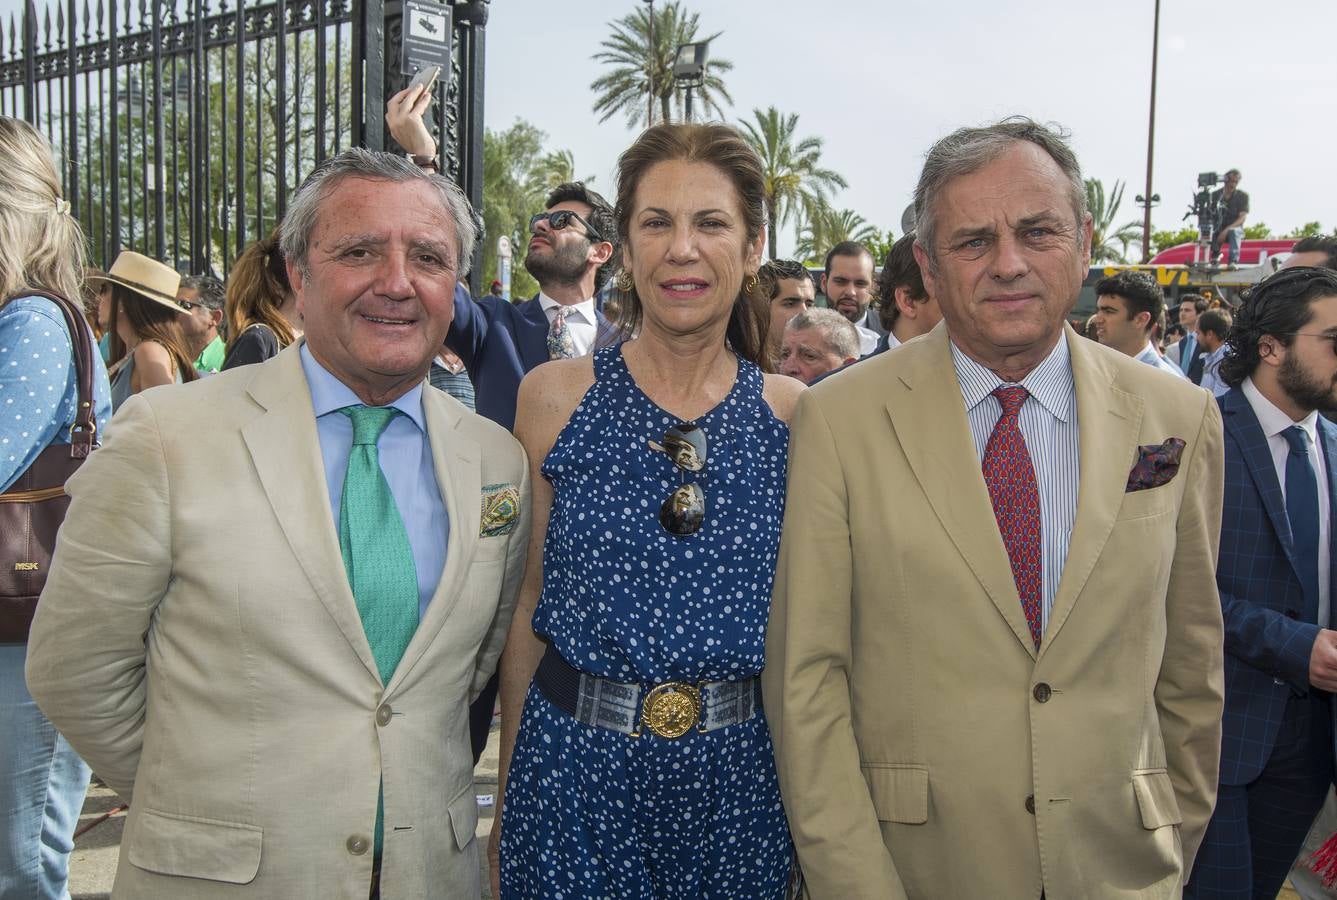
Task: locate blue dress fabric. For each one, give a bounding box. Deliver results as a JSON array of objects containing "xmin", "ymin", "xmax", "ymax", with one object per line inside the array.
[{"xmin": 500, "ymin": 345, "xmax": 793, "ymax": 899}]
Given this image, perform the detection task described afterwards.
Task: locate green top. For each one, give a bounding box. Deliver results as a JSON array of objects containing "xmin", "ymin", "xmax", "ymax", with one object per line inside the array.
[{"xmin": 194, "ymin": 334, "xmax": 226, "ymax": 374}]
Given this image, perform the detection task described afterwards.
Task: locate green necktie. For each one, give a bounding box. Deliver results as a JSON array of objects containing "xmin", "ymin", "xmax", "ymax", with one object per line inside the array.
[
  {"xmin": 338, "ymin": 405, "xmax": 420, "ymax": 683},
  {"xmin": 337, "ymin": 405, "xmax": 419, "ymax": 859}
]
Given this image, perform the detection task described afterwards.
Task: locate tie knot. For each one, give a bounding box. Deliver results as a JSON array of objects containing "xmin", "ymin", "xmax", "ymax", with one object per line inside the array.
[
  {"xmin": 1283, "ymin": 424, "xmax": 1311, "ymax": 456},
  {"xmin": 992, "ymin": 385, "xmax": 1029, "ymax": 417},
  {"xmin": 341, "ymin": 405, "xmax": 400, "ymax": 446}
]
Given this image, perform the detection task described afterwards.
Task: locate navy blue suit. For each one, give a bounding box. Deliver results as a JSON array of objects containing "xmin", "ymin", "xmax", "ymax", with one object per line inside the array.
[
  {"xmin": 1187, "ymin": 386, "xmax": 1336, "ymax": 898},
  {"xmin": 445, "ymin": 286, "xmax": 617, "ymax": 431}
]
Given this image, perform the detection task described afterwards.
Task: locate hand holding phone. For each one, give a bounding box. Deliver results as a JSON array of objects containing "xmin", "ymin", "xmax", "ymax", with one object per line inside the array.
[{"xmin": 407, "ymin": 65, "xmax": 441, "ymax": 94}]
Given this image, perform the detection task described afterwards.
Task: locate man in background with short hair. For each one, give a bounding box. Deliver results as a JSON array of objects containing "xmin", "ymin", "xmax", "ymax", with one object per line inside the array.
[
  {"xmin": 178, "ymin": 274, "xmax": 227, "ymax": 374},
  {"xmin": 1198, "ymin": 307, "xmax": 1234, "ymax": 397},
  {"xmin": 759, "ymin": 258, "xmax": 815, "ymax": 366},
  {"xmin": 821, "ymin": 241, "xmax": 881, "ymax": 354},
  {"xmin": 1092, "ymin": 269, "xmax": 1185, "ymax": 378},
  {"xmin": 778, "ymin": 307, "xmax": 859, "ymax": 385},
  {"xmin": 875, "ymin": 233, "xmax": 941, "ymax": 352},
  {"xmin": 1176, "ymin": 295, "xmax": 1212, "ymax": 379}
]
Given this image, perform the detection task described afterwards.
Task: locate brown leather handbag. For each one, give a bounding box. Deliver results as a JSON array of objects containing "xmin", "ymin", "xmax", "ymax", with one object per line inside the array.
[{"xmin": 0, "ymin": 290, "xmax": 99, "ymax": 642}]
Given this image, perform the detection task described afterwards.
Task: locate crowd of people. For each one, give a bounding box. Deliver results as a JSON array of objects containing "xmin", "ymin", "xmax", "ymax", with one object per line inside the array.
[{"xmin": 2, "ymin": 84, "xmax": 1337, "ymax": 900}]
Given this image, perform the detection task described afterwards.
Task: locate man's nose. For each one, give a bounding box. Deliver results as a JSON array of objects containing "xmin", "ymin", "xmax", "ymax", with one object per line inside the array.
[{"xmin": 375, "ymin": 253, "xmax": 415, "ymax": 299}]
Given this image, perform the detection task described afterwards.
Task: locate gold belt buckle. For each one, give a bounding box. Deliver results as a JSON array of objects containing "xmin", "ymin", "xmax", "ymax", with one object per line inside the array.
[{"xmin": 635, "ymin": 681, "xmax": 702, "ymax": 738}]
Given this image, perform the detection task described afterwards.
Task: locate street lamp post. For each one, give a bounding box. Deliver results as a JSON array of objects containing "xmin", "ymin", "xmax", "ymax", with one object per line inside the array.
[
  {"xmin": 1139, "ymin": 0, "xmax": 1161, "ymax": 263},
  {"xmin": 642, "ymin": 0, "xmax": 655, "ymax": 127},
  {"xmin": 672, "ymin": 40, "xmax": 709, "ymax": 122}
]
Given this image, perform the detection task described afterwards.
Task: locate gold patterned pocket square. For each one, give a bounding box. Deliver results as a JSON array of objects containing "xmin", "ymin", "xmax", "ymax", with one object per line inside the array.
[{"xmin": 480, "ymin": 483, "xmax": 521, "ymax": 537}]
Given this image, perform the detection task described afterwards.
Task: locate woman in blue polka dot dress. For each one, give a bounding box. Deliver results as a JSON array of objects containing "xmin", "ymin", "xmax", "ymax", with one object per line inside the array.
[{"xmin": 491, "ymin": 123, "xmax": 805, "ymax": 899}]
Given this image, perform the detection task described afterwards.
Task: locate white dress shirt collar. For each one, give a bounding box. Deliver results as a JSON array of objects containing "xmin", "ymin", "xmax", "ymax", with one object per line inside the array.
[
  {"xmin": 538, "ymin": 292, "xmax": 596, "ymax": 325},
  {"xmin": 1242, "ymin": 375, "xmax": 1320, "ymax": 447},
  {"xmin": 950, "ymin": 333, "xmax": 1075, "ymax": 424}
]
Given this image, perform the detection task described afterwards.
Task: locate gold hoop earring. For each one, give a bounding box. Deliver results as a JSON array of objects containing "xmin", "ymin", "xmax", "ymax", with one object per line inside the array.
[
  {"xmin": 742, "ymin": 273, "xmax": 759, "ymax": 295},
  {"xmin": 616, "ymin": 270, "xmax": 635, "ymax": 292}
]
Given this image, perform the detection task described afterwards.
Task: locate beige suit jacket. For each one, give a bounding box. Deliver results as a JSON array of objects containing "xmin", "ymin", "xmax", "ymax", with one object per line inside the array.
[
  {"xmin": 26, "ymin": 344, "xmax": 530, "ymax": 899},
  {"xmin": 762, "ymin": 325, "xmax": 1225, "ymax": 899}
]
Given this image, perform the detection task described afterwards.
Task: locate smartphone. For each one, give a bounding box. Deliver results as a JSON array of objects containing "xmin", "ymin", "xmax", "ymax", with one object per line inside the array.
[{"xmin": 407, "ymin": 65, "xmax": 440, "ymax": 94}]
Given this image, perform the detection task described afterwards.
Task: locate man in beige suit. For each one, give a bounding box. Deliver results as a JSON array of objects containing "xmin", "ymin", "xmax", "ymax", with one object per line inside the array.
[
  {"xmin": 26, "ymin": 149, "xmax": 529, "ymax": 899},
  {"xmin": 763, "ymin": 119, "xmax": 1226, "ymax": 898}
]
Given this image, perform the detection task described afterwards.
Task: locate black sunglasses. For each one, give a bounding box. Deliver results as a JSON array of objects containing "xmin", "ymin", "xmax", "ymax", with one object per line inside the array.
[
  {"xmin": 529, "ymin": 210, "xmax": 605, "ymax": 243},
  {"xmin": 648, "ymin": 423, "xmax": 707, "ymax": 536}
]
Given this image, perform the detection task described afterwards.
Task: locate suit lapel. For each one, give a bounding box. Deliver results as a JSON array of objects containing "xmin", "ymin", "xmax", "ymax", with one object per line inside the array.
[
  {"xmin": 517, "ymin": 296, "xmax": 550, "ymax": 369},
  {"xmin": 1221, "ymin": 388, "xmax": 1296, "ymax": 568},
  {"xmin": 241, "ymin": 345, "xmax": 380, "ymax": 681},
  {"xmin": 1043, "ymin": 332, "xmax": 1143, "ymax": 651},
  {"xmin": 385, "ymin": 392, "xmax": 482, "ymax": 693},
  {"xmin": 885, "ymin": 327, "xmax": 1038, "ymax": 655}
]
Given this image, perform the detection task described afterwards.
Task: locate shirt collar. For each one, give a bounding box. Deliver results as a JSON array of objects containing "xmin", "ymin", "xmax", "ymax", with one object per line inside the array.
[
  {"xmin": 950, "ymin": 333, "xmax": 1075, "ymax": 423},
  {"xmin": 539, "ymin": 291, "xmax": 596, "ymax": 324},
  {"xmin": 1135, "ymin": 342, "xmax": 1161, "ymax": 365},
  {"xmin": 299, "ymin": 342, "xmax": 426, "ymax": 433},
  {"xmin": 1242, "ymin": 375, "xmax": 1320, "ymax": 446}
]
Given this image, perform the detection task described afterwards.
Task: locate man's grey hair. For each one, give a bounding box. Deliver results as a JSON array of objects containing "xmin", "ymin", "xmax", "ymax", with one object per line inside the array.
[
  {"xmin": 913, "ymin": 117, "xmax": 1087, "ymax": 266},
  {"xmin": 280, "ymin": 147, "xmax": 477, "ymax": 276},
  {"xmin": 787, "ymin": 307, "xmax": 860, "ymax": 360},
  {"xmin": 179, "ymin": 274, "xmax": 225, "ymax": 310}
]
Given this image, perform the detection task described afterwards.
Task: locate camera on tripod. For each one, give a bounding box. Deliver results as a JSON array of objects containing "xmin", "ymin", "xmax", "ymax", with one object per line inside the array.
[{"xmin": 1184, "ymin": 172, "xmax": 1222, "ymax": 254}]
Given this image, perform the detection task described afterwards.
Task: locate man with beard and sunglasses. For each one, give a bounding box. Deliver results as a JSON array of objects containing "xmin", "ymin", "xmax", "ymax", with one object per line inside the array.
[{"xmin": 1186, "ymin": 266, "xmax": 1337, "ymax": 899}]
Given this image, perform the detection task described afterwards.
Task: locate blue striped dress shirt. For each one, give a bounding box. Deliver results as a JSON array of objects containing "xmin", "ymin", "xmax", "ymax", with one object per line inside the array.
[{"xmin": 950, "ymin": 336, "xmax": 1080, "ymax": 632}]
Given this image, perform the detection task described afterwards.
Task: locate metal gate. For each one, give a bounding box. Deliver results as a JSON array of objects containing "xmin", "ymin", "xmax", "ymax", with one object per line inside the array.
[{"xmin": 0, "ymin": 0, "xmax": 486, "ymax": 283}]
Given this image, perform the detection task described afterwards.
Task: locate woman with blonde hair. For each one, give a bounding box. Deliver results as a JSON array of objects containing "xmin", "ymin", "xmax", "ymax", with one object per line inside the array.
[
  {"xmin": 221, "ymin": 228, "xmax": 301, "ymax": 369},
  {"xmin": 95, "ymin": 250, "xmax": 197, "ymax": 410},
  {"xmin": 0, "ymin": 115, "xmax": 112, "ymax": 898}
]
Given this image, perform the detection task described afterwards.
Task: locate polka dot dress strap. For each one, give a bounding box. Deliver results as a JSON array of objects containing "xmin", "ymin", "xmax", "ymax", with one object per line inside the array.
[{"xmin": 591, "ymin": 344, "xmax": 620, "ymax": 383}]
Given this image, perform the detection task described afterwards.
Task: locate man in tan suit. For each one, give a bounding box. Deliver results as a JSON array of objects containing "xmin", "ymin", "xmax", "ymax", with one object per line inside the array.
[
  {"xmin": 763, "ymin": 119, "xmax": 1226, "ymax": 898},
  {"xmin": 26, "ymin": 149, "xmax": 529, "ymax": 899}
]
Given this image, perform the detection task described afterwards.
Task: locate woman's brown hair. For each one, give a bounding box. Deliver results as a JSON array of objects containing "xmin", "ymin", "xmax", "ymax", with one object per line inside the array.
[
  {"xmin": 106, "ymin": 284, "xmax": 198, "ymax": 383},
  {"xmin": 612, "ymin": 122, "xmax": 771, "ymax": 371},
  {"xmin": 225, "ymin": 228, "xmax": 296, "ymax": 352}
]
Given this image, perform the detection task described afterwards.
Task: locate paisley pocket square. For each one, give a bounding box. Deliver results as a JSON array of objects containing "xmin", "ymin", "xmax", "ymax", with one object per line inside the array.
[
  {"xmin": 480, "ymin": 483, "xmax": 521, "ymax": 537},
  {"xmin": 1125, "ymin": 438, "xmax": 1186, "ymax": 492}
]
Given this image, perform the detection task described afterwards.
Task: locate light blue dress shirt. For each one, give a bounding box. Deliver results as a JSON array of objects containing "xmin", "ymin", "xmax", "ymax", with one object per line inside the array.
[
  {"xmin": 1199, "ymin": 344, "xmax": 1231, "ymax": 398},
  {"xmin": 300, "ymin": 345, "xmax": 449, "ymax": 619},
  {"xmin": 1135, "ymin": 342, "xmax": 1188, "ymax": 379},
  {"xmin": 951, "ymin": 336, "xmax": 1081, "ymax": 632}
]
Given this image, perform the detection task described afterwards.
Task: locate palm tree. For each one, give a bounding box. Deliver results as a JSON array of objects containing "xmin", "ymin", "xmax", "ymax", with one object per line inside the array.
[
  {"xmin": 739, "ymin": 107, "xmax": 848, "ymax": 260},
  {"xmin": 590, "ymin": 2, "xmax": 734, "ymax": 129},
  {"xmin": 524, "ymin": 149, "xmax": 596, "ymax": 198},
  {"xmin": 1085, "ymin": 178, "xmax": 1143, "ymax": 264},
  {"xmin": 794, "ymin": 206, "xmax": 878, "ymax": 263}
]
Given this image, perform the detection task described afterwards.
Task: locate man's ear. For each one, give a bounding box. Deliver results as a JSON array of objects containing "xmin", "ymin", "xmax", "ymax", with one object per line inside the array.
[
  {"xmin": 209, "ymin": 308, "xmax": 225, "ymax": 327},
  {"xmin": 895, "ymin": 285, "xmax": 916, "ymax": 318},
  {"xmin": 287, "ymin": 259, "xmax": 307, "ymax": 316},
  {"xmin": 589, "ymin": 240, "xmax": 614, "ymax": 267}
]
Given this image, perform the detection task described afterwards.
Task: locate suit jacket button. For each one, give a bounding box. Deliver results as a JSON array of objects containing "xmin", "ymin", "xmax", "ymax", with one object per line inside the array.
[
  {"xmin": 1284, "ymin": 609, "xmax": 1299, "ymax": 619},
  {"xmin": 1033, "ymin": 683, "xmax": 1052, "ymax": 703},
  {"xmin": 1025, "ymin": 794, "xmax": 1036, "ymax": 815},
  {"xmin": 346, "ymin": 835, "xmax": 369, "ymax": 856},
  {"xmin": 376, "ymin": 704, "xmax": 393, "ymax": 726}
]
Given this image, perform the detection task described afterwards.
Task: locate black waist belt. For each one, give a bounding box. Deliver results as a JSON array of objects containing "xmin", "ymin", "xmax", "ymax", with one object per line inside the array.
[{"xmin": 533, "ymin": 644, "xmax": 762, "ymax": 739}]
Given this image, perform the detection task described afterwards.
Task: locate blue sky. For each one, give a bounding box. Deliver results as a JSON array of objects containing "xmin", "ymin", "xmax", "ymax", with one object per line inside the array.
[{"xmin": 5, "ymin": 0, "xmax": 1332, "ymax": 257}]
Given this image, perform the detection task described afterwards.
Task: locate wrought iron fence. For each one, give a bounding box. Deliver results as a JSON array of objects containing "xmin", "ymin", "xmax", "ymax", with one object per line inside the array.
[{"xmin": 0, "ymin": 0, "xmax": 487, "ymax": 281}]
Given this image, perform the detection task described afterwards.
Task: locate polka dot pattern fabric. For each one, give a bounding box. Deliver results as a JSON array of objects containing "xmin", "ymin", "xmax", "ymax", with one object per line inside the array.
[
  {"xmin": 982, "ymin": 385, "xmax": 1043, "ymax": 648},
  {"xmin": 0, "ymin": 296, "xmax": 112, "ymax": 492},
  {"xmin": 500, "ymin": 345, "xmax": 793, "ymax": 898}
]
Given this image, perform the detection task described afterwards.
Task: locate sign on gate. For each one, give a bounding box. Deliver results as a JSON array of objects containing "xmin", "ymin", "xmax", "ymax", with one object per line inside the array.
[{"xmin": 400, "ymin": 0, "xmax": 452, "ymax": 76}]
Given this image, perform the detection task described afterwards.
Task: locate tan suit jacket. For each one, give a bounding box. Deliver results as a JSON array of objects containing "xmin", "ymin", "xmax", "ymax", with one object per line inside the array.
[
  {"xmin": 26, "ymin": 344, "xmax": 529, "ymax": 899},
  {"xmin": 762, "ymin": 325, "xmax": 1225, "ymax": 899}
]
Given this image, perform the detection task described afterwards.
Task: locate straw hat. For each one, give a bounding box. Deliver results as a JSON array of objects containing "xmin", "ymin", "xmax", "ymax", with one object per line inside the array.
[{"xmin": 89, "ymin": 251, "xmax": 186, "ymax": 314}]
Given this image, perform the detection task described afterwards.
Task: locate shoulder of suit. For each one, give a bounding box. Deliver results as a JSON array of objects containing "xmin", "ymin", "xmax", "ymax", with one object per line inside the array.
[
  {"xmin": 426, "ymin": 387, "xmax": 523, "ymax": 455},
  {"xmin": 1087, "ymin": 338, "xmax": 1211, "ymax": 410}
]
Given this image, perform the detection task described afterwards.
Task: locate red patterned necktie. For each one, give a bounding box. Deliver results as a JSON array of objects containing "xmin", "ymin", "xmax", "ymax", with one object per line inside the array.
[{"xmin": 982, "ymin": 385, "xmax": 1043, "ymax": 649}]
